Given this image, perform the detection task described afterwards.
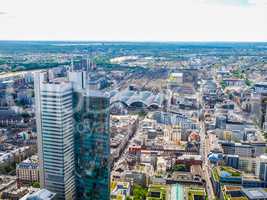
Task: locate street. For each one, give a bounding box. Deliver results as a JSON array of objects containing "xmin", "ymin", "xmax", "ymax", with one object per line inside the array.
[{"xmin": 198, "ymin": 85, "xmax": 216, "ymax": 200}]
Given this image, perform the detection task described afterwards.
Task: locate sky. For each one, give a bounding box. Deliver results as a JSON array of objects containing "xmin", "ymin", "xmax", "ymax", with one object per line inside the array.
[{"xmin": 0, "ymin": 0, "xmax": 266, "ymax": 41}]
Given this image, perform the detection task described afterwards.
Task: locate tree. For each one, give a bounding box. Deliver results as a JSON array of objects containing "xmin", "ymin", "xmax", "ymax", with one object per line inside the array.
[
  {"xmin": 32, "ymin": 181, "xmax": 40, "ymax": 188},
  {"xmin": 21, "ymin": 112, "xmax": 30, "ymax": 118},
  {"xmin": 172, "ymin": 164, "xmax": 188, "ymax": 172},
  {"xmin": 245, "ymin": 78, "xmax": 252, "ymax": 86},
  {"xmin": 220, "ymin": 81, "xmax": 226, "ymax": 89},
  {"xmin": 138, "ymin": 110, "xmax": 147, "ymax": 118},
  {"xmin": 133, "ymin": 184, "xmax": 147, "ymax": 200}
]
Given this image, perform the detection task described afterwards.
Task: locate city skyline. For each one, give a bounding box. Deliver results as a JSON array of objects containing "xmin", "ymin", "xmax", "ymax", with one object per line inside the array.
[
  {"xmin": 0, "ymin": 0, "xmax": 266, "ymax": 42},
  {"xmin": 0, "ymin": 40, "xmax": 267, "ymax": 200},
  {"xmin": 0, "ymin": 1, "xmax": 267, "ymax": 199}
]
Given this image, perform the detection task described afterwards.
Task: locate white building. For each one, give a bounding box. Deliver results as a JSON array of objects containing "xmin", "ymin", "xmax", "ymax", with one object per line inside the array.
[{"xmin": 34, "ymin": 72, "xmax": 76, "ymax": 200}]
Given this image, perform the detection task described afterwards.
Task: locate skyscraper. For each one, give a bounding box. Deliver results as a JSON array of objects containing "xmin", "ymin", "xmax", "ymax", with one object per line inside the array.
[
  {"xmin": 74, "ymin": 90, "xmax": 110, "ymax": 200},
  {"xmin": 34, "ymin": 72, "xmax": 76, "ymax": 200},
  {"xmin": 35, "ymin": 70, "xmax": 110, "ymax": 200}
]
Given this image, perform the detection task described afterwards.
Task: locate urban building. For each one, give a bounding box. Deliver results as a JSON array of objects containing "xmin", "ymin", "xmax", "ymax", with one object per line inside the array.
[
  {"xmin": 16, "ymin": 161, "xmax": 39, "ymax": 187},
  {"xmin": 20, "ymin": 188, "xmax": 56, "ymax": 200},
  {"xmin": 226, "ymin": 155, "xmax": 239, "ymax": 169},
  {"xmin": 35, "ymin": 70, "xmax": 111, "ymax": 200},
  {"xmin": 34, "ymin": 72, "xmax": 76, "ymax": 200},
  {"xmin": 257, "ymin": 154, "xmax": 267, "ymax": 182},
  {"xmin": 110, "ymin": 181, "xmax": 130, "ymax": 200},
  {"xmin": 74, "ymin": 90, "xmax": 110, "ymax": 200},
  {"xmin": 220, "ymin": 141, "xmax": 266, "ymax": 157}
]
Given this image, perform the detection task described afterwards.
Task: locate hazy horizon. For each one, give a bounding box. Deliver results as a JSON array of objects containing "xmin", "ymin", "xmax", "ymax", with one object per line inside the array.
[{"xmin": 0, "ymin": 40, "xmax": 267, "ymax": 43}]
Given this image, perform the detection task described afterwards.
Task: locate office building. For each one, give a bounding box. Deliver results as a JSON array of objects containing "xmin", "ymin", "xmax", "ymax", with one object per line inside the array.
[
  {"xmin": 220, "ymin": 141, "xmax": 266, "ymax": 157},
  {"xmin": 226, "ymin": 155, "xmax": 239, "ymax": 169},
  {"xmin": 35, "ymin": 70, "xmax": 110, "ymax": 200},
  {"xmin": 34, "ymin": 72, "xmax": 76, "ymax": 200},
  {"xmin": 238, "ymin": 157, "xmax": 257, "ymax": 174},
  {"xmin": 67, "ymin": 70, "xmax": 87, "ymax": 91},
  {"xmin": 215, "ymin": 115, "xmax": 227, "ymax": 129},
  {"xmin": 74, "ymin": 90, "xmax": 110, "ymax": 200},
  {"xmin": 251, "ymin": 83, "xmax": 267, "ymax": 130},
  {"xmin": 16, "ymin": 162, "xmax": 39, "ymax": 187}
]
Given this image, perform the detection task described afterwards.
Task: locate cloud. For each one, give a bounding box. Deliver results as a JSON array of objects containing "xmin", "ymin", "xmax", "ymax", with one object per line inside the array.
[
  {"xmin": 0, "ymin": 11, "xmax": 7, "ymax": 15},
  {"xmin": 248, "ymin": 0, "xmax": 267, "ymax": 5},
  {"xmin": 198, "ymin": 0, "xmax": 267, "ymax": 6}
]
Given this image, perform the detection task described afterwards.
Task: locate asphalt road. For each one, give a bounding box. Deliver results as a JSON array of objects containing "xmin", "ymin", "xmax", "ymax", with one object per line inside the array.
[{"xmin": 198, "ymin": 85, "xmax": 216, "ymax": 200}]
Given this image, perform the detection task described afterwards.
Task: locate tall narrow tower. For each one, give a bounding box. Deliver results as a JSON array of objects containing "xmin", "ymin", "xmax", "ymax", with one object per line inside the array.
[
  {"xmin": 34, "ymin": 72, "xmax": 76, "ymax": 200},
  {"xmin": 74, "ymin": 90, "xmax": 110, "ymax": 200},
  {"xmin": 35, "ymin": 70, "xmax": 110, "ymax": 200}
]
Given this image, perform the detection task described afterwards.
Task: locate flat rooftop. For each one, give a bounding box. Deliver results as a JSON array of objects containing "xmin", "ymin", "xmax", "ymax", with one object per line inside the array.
[{"xmin": 242, "ymin": 188, "xmax": 267, "ymax": 199}]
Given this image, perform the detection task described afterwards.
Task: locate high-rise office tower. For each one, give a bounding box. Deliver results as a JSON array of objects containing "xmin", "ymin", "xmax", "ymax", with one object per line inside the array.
[
  {"xmin": 67, "ymin": 70, "xmax": 87, "ymax": 91},
  {"xmin": 73, "ymin": 89, "xmax": 110, "ymax": 200},
  {"xmin": 35, "ymin": 70, "xmax": 110, "ymax": 200},
  {"xmin": 34, "ymin": 72, "xmax": 76, "ymax": 200}
]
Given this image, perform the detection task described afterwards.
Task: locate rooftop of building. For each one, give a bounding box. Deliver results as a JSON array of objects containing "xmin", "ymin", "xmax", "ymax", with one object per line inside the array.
[
  {"xmin": 20, "ymin": 188, "xmax": 56, "ymax": 200},
  {"xmin": 187, "ymin": 187, "xmax": 206, "ymax": 200},
  {"xmin": 0, "ymin": 109, "xmax": 23, "ymax": 121},
  {"xmin": 110, "ymin": 115, "xmax": 138, "ymax": 127},
  {"xmin": 111, "ymin": 89, "xmax": 164, "ymax": 108},
  {"xmin": 0, "ymin": 175, "xmax": 16, "ymax": 191},
  {"xmin": 110, "ymin": 181, "xmax": 131, "ymax": 200},
  {"xmin": 170, "ymin": 72, "xmax": 183, "ymax": 78},
  {"xmin": 152, "ymin": 111, "xmax": 195, "ymax": 126},
  {"xmin": 212, "ymin": 166, "xmax": 242, "ymax": 182},
  {"xmin": 222, "ymin": 185, "xmax": 248, "ymax": 200},
  {"xmin": 147, "ymin": 184, "xmax": 168, "ymax": 200},
  {"xmin": 254, "ymin": 82, "xmax": 267, "ymax": 87},
  {"xmin": 223, "ymin": 185, "xmax": 242, "ymax": 191},
  {"xmin": 242, "ymin": 173, "xmax": 261, "ymax": 181},
  {"xmin": 17, "ymin": 162, "xmax": 39, "ymax": 169},
  {"xmin": 259, "ymin": 154, "xmax": 267, "ymax": 160},
  {"xmin": 84, "ymin": 89, "xmax": 110, "ymax": 98},
  {"xmin": 242, "ymin": 188, "xmax": 267, "ymax": 200},
  {"xmin": 223, "ymin": 78, "xmax": 245, "ymax": 81},
  {"xmin": 176, "ymin": 154, "xmax": 202, "ymax": 161}
]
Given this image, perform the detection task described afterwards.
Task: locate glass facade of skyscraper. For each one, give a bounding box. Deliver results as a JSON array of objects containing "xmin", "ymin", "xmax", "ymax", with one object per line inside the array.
[{"xmin": 74, "ymin": 91, "xmax": 110, "ymax": 200}]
